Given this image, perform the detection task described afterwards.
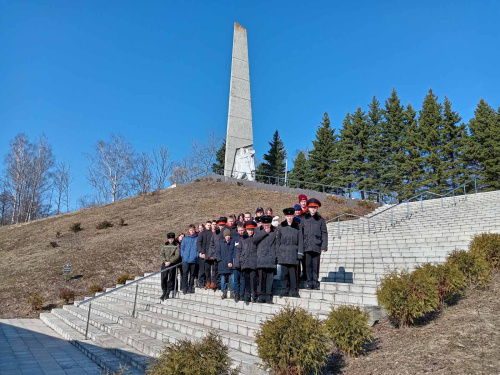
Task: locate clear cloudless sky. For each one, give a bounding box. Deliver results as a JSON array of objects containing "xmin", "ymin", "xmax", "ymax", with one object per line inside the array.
[{"xmin": 1, "ymin": 1, "xmax": 499, "ymax": 209}]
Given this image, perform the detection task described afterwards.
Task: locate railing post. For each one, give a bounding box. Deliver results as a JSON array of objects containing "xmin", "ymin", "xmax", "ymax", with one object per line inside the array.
[
  {"xmin": 85, "ymin": 303, "xmax": 91, "ymax": 340},
  {"xmin": 453, "ymin": 189, "xmax": 456, "ymax": 206},
  {"xmin": 368, "ymin": 217, "xmax": 371, "ymax": 234},
  {"xmin": 420, "ymin": 196, "xmax": 423, "ymax": 212},
  {"xmin": 474, "ymin": 178, "xmax": 477, "ymax": 194},
  {"xmin": 406, "ymin": 201, "xmax": 409, "ymax": 219},
  {"xmin": 132, "ymin": 282, "xmax": 139, "ymax": 317},
  {"xmin": 441, "ymin": 197, "xmax": 443, "ymax": 208},
  {"xmin": 173, "ymin": 267, "xmax": 178, "ymax": 298},
  {"xmin": 464, "ymin": 185, "xmax": 467, "ymax": 201},
  {"xmin": 391, "ymin": 209, "xmax": 394, "ymax": 227},
  {"xmin": 337, "ymin": 217, "xmax": 340, "ymax": 239}
]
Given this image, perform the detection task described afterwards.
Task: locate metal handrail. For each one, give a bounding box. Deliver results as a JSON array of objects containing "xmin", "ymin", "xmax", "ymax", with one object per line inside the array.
[
  {"xmin": 325, "ymin": 177, "xmax": 480, "ymax": 238},
  {"xmin": 77, "ymin": 262, "xmax": 182, "ymax": 339}
]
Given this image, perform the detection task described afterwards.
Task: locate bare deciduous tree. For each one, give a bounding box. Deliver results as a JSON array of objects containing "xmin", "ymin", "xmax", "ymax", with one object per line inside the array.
[
  {"xmin": 131, "ymin": 152, "xmax": 153, "ymax": 195},
  {"xmin": 168, "ymin": 157, "xmax": 203, "ymax": 185},
  {"xmin": 190, "ymin": 132, "xmax": 222, "ymax": 174},
  {"xmin": 151, "ymin": 146, "xmax": 172, "ymax": 191},
  {"xmin": 85, "ymin": 134, "xmax": 134, "ymax": 203},
  {"xmin": 53, "ymin": 162, "xmax": 72, "ymax": 214}
]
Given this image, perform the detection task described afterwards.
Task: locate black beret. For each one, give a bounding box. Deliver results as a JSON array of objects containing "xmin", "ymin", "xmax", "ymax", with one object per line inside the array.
[
  {"xmin": 244, "ymin": 220, "xmax": 257, "ymax": 229},
  {"xmin": 283, "ymin": 207, "xmax": 295, "ymax": 215},
  {"xmin": 255, "ymin": 216, "xmax": 262, "ymax": 223},
  {"xmin": 307, "ymin": 198, "xmax": 321, "ymax": 207},
  {"xmin": 167, "ymin": 232, "xmax": 176, "ymax": 239},
  {"xmin": 261, "ymin": 215, "xmax": 273, "ymax": 224},
  {"xmin": 217, "ymin": 217, "xmax": 228, "ymax": 224}
]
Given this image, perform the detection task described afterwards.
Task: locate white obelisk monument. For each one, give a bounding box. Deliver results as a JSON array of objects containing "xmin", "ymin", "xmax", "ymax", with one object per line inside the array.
[{"xmin": 224, "ymin": 23, "xmax": 256, "ymax": 180}]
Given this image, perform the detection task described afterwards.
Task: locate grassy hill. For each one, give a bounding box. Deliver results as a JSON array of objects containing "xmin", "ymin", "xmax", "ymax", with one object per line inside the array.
[{"xmin": 0, "ymin": 180, "xmax": 373, "ymax": 318}]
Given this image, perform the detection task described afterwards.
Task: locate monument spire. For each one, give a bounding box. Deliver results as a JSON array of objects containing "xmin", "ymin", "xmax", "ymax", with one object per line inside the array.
[{"xmin": 224, "ymin": 22, "xmax": 255, "ymax": 180}]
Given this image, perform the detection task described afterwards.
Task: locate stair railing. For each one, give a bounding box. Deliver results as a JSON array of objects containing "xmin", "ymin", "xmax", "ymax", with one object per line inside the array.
[
  {"xmin": 76, "ymin": 262, "xmax": 183, "ymax": 340},
  {"xmin": 326, "ymin": 177, "xmax": 479, "ymax": 238}
]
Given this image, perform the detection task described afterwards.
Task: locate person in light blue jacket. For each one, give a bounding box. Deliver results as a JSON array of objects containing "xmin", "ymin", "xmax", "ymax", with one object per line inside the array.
[{"xmin": 180, "ymin": 224, "xmax": 198, "ymax": 294}]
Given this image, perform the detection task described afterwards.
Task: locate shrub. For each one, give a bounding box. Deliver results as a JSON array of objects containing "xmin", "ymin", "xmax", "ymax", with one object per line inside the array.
[
  {"xmin": 56, "ymin": 231, "xmax": 61, "ymax": 238},
  {"xmin": 194, "ymin": 178, "xmax": 201, "ymax": 182},
  {"xmin": 118, "ymin": 218, "xmax": 127, "ymax": 227},
  {"xmin": 327, "ymin": 195, "xmax": 346, "ymax": 204},
  {"xmin": 117, "ymin": 273, "xmax": 134, "ymax": 285},
  {"xmin": 415, "ymin": 263, "xmax": 466, "ymax": 304},
  {"xmin": 446, "ymin": 249, "xmax": 490, "ymax": 288},
  {"xmin": 59, "ymin": 288, "xmax": 76, "ymax": 303},
  {"xmin": 469, "ymin": 233, "xmax": 500, "ymax": 269},
  {"xmin": 255, "ymin": 305, "xmax": 329, "ymax": 375},
  {"xmin": 27, "ymin": 291, "xmax": 44, "ymax": 311},
  {"xmin": 89, "ymin": 283, "xmax": 104, "ymax": 295},
  {"xmin": 96, "ymin": 220, "xmax": 113, "ymax": 230},
  {"xmin": 356, "ymin": 200, "xmax": 375, "ymax": 209},
  {"xmin": 70, "ymin": 222, "xmax": 82, "ymax": 232},
  {"xmin": 325, "ymin": 305, "xmax": 373, "ymax": 356},
  {"xmin": 49, "ymin": 241, "xmax": 59, "ymax": 248},
  {"xmin": 376, "ymin": 269, "xmax": 439, "ymax": 326},
  {"xmin": 147, "ymin": 330, "xmax": 239, "ymax": 375},
  {"xmin": 236, "ymin": 181, "xmax": 244, "ymax": 186}
]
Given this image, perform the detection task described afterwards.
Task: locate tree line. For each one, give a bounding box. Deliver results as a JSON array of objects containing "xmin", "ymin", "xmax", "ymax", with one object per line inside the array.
[{"xmin": 212, "ymin": 89, "xmax": 499, "ymax": 202}]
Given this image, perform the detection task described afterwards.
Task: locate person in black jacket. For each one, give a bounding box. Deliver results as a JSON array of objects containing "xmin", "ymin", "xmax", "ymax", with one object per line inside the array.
[
  {"xmin": 216, "ymin": 228, "xmax": 235, "ymax": 300},
  {"xmin": 300, "ymin": 198, "xmax": 328, "ymax": 290},
  {"xmin": 231, "ymin": 223, "xmax": 246, "ymax": 302},
  {"xmin": 197, "ymin": 221, "xmax": 212, "ymax": 288},
  {"xmin": 240, "ymin": 220, "xmax": 258, "ymax": 303},
  {"xmin": 276, "ymin": 208, "xmax": 303, "ymax": 298},
  {"xmin": 254, "ymin": 215, "xmax": 277, "ymax": 304}
]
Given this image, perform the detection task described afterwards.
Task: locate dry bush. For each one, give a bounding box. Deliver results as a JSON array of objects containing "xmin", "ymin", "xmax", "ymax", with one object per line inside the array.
[
  {"xmin": 49, "ymin": 241, "xmax": 59, "ymax": 248},
  {"xmin": 117, "ymin": 273, "xmax": 134, "ymax": 285},
  {"xmin": 69, "ymin": 222, "xmax": 82, "ymax": 232},
  {"xmin": 59, "ymin": 288, "xmax": 76, "ymax": 303},
  {"xmin": 89, "ymin": 283, "xmax": 104, "ymax": 295},
  {"xmin": 356, "ymin": 200, "xmax": 376, "ymax": 209},
  {"xmin": 26, "ymin": 291, "xmax": 44, "ymax": 311},
  {"xmin": 327, "ymin": 195, "xmax": 347, "ymax": 204},
  {"xmin": 55, "ymin": 231, "xmax": 61, "ymax": 238},
  {"xmin": 119, "ymin": 218, "xmax": 127, "ymax": 227},
  {"xmin": 96, "ymin": 220, "xmax": 114, "ymax": 230}
]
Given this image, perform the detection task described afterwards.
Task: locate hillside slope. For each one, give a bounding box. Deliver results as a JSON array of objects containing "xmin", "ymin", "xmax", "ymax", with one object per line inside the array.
[{"xmin": 0, "ymin": 180, "xmax": 373, "ymax": 318}]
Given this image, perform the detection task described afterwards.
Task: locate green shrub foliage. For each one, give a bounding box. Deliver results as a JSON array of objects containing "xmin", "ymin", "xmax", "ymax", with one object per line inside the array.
[
  {"xmin": 325, "ymin": 305, "xmax": 373, "ymax": 356},
  {"xmin": 446, "ymin": 249, "xmax": 490, "ymax": 288},
  {"xmin": 147, "ymin": 330, "xmax": 239, "ymax": 375},
  {"xmin": 255, "ymin": 305, "xmax": 329, "ymax": 375},
  {"xmin": 376, "ymin": 269, "xmax": 439, "ymax": 326},
  {"xmin": 469, "ymin": 233, "xmax": 500, "ymax": 269},
  {"xmin": 415, "ymin": 263, "xmax": 466, "ymax": 304}
]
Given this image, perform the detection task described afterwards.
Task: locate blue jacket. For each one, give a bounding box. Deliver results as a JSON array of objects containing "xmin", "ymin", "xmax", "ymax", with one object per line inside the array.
[
  {"xmin": 180, "ymin": 234, "xmax": 198, "ymax": 263},
  {"xmin": 216, "ymin": 238, "xmax": 236, "ymax": 274}
]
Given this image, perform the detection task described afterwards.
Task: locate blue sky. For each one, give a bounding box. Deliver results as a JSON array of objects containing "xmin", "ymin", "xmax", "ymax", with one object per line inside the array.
[{"xmin": 1, "ymin": 1, "xmax": 499, "ymax": 209}]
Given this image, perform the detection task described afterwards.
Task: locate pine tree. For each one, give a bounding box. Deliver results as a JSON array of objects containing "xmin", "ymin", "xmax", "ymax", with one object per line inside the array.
[
  {"xmin": 364, "ymin": 96, "xmax": 384, "ymax": 198},
  {"xmin": 441, "ymin": 97, "xmax": 468, "ymax": 189},
  {"xmin": 400, "ymin": 104, "xmax": 424, "ymax": 199},
  {"xmin": 308, "ymin": 112, "xmax": 338, "ymax": 186},
  {"xmin": 419, "ymin": 89, "xmax": 444, "ymax": 192},
  {"xmin": 259, "ymin": 130, "xmax": 287, "ymax": 181},
  {"xmin": 211, "ymin": 139, "xmax": 226, "ymax": 173},
  {"xmin": 288, "ymin": 151, "xmax": 311, "ymax": 188},
  {"xmin": 467, "ymin": 99, "xmax": 500, "ymax": 190}
]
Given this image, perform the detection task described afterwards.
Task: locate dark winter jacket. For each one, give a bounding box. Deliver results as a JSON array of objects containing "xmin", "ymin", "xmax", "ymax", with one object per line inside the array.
[
  {"xmin": 226, "ymin": 225, "xmax": 238, "ymax": 238},
  {"xmin": 276, "ymin": 220, "xmax": 303, "ymax": 265},
  {"xmin": 207, "ymin": 228, "xmax": 224, "ymax": 258},
  {"xmin": 300, "ymin": 212, "xmax": 328, "ymax": 254},
  {"xmin": 197, "ymin": 229, "xmax": 212, "ymax": 255},
  {"xmin": 232, "ymin": 234, "xmax": 244, "ymax": 269},
  {"xmin": 239, "ymin": 234, "xmax": 257, "ymax": 270},
  {"xmin": 216, "ymin": 239, "xmax": 236, "ymax": 274},
  {"xmin": 253, "ymin": 227, "xmax": 277, "ymax": 269},
  {"xmin": 160, "ymin": 242, "xmax": 181, "ymax": 265},
  {"xmin": 180, "ymin": 234, "xmax": 199, "ymax": 263}
]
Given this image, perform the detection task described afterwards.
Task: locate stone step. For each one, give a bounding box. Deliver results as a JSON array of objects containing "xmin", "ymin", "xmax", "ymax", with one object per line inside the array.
[{"xmin": 40, "ymin": 313, "xmax": 143, "ymax": 375}]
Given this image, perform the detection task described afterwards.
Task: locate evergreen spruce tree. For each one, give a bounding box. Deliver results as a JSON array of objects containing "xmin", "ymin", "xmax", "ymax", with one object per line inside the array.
[
  {"xmin": 259, "ymin": 130, "xmax": 287, "ymax": 182},
  {"xmin": 400, "ymin": 104, "xmax": 424, "ymax": 199},
  {"xmin": 380, "ymin": 89, "xmax": 406, "ymax": 200},
  {"xmin": 308, "ymin": 112, "xmax": 338, "ymax": 186},
  {"xmin": 419, "ymin": 89, "xmax": 444, "ymax": 192},
  {"xmin": 288, "ymin": 151, "xmax": 311, "ymax": 188},
  {"xmin": 364, "ymin": 96, "xmax": 384, "ymax": 199},
  {"xmin": 212, "ymin": 139, "xmax": 226, "ymax": 173},
  {"xmin": 441, "ymin": 96, "xmax": 468, "ymax": 189},
  {"xmin": 467, "ymin": 99, "xmax": 500, "ymax": 190}
]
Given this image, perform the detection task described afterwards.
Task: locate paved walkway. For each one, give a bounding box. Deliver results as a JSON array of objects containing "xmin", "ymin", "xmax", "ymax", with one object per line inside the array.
[{"xmin": 0, "ymin": 319, "xmax": 102, "ymax": 375}]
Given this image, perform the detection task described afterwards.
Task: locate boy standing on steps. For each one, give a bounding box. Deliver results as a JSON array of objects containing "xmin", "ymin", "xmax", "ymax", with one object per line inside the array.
[
  {"xmin": 180, "ymin": 225, "xmax": 198, "ymax": 294},
  {"xmin": 160, "ymin": 232, "xmax": 181, "ymax": 301},
  {"xmin": 254, "ymin": 215, "xmax": 277, "ymax": 304},
  {"xmin": 300, "ymin": 198, "xmax": 328, "ymax": 290},
  {"xmin": 216, "ymin": 228, "xmax": 235, "ymax": 300},
  {"xmin": 240, "ymin": 220, "xmax": 258, "ymax": 303},
  {"xmin": 197, "ymin": 220, "xmax": 212, "ymax": 288},
  {"xmin": 231, "ymin": 223, "xmax": 246, "ymax": 302}
]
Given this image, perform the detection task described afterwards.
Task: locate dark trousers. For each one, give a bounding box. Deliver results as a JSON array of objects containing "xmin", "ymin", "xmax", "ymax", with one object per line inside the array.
[
  {"xmin": 299, "ymin": 256, "xmax": 307, "ymax": 280},
  {"xmin": 305, "ymin": 252, "xmax": 321, "ymax": 286},
  {"xmin": 204, "ymin": 259, "xmax": 217, "ymax": 285},
  {"xmin": 197, "ymin": 257, "xmax": 206, "ymax": 285},
  {"xmin": 242, "ymin": 269, "xmax": 257, "ymax": 300},
  {"xmin": 258, "ymin": 268, "xmax": 275, "ymax": 300},
  {"xmin": 280, "ymin": 264, "xmax": 297, "ymax": 294},
  {"xmin": 181, "ymin": 263, "xmax": 196, "ymax": 292},
  {"xmin": 161, "ymin": 263, "xmax": 177, "ymax": 296}
]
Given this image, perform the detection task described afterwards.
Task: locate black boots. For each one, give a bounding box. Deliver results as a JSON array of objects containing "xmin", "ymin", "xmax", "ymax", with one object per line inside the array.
[
  {"xmin": 234, "ymin": 293, "xmax": 240, "ymax": 303},
  {"xmin": 221, "ymin": 291, "xmax": 227, "ymax": 299}
]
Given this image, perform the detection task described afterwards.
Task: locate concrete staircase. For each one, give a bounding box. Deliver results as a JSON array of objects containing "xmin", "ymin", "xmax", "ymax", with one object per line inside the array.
[{"xmin": 40, "ymin": 190, "xmax": 500, "ymax": 374}]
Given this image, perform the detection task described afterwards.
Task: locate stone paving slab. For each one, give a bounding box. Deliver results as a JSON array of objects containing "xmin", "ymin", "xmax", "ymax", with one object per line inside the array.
[{"xmin": 0, "ymin": 319, "xmax": 102, "ymax": 375}]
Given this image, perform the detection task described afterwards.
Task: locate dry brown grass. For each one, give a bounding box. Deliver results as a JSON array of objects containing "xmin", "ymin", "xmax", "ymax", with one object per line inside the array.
[
  {"xmin": 337, "ymin": 273, "xmax": 500, "ymax": 375},
  {"xmin": 0, "ymin": 180, "xmax": 370, "ymax": 318}
]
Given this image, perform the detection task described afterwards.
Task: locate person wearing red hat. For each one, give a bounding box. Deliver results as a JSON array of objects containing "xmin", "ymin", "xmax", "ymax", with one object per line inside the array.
[
  {"xmin": 300, "ymin": 198, "xmax": 328, "ymax": 290},
  {"xmin": 297, "ymin": 195, "xmax": 309, "ymax": 281},
  {"xmin": 254, "ymin": 215, "xmax": 277, "ymax": 304}
]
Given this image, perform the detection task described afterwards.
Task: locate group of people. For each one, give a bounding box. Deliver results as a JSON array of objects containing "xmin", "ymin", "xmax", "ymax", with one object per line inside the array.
[{"xmin": 159, "ymin": 194, "xmax": 328, "ymax": 304}]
